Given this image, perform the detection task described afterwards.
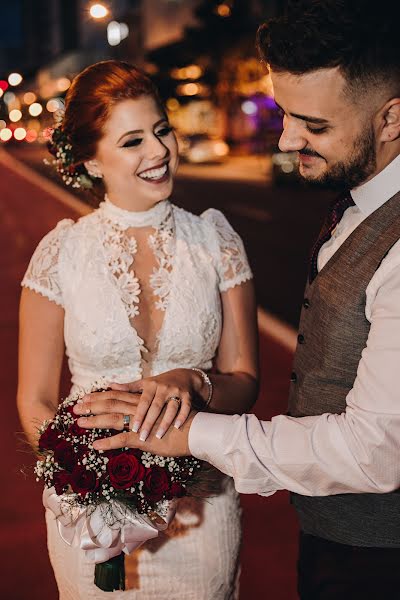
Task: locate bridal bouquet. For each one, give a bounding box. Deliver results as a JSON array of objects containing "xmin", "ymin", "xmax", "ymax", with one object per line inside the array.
[{"xmin": 34, "ymin": 385, "xmax": 202, "ymax": 592}]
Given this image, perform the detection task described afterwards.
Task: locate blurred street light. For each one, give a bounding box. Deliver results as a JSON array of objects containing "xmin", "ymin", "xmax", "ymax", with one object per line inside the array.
[
  {"xmin": 0, "ymin": 120, "xmax": 6, "ymax": 130},
  {"xmin": 9, "ymin": 109, "xmax": 22, "ymax": 122},
  {"xmin": 29, "ymin": 103, "xmax": 43, "ymax": 117},
  {"xmin": 0, "ymin": 128, "xmax": 12, "ymax": 142},
  {"xmin": 107, "ymin": 21, "xmax": 129, "ymax": 46},
  {"xmin": 8, "ymin": 73, "xmax": 23, "ymax": 86},
  {"xmin": 14, "ymin": 127, "xmax": 27, "ymax": 141},
  {"xmin": 0, "ymin": 80, "xmax": 8, "ymax": 92},
  {"xmin": 89, "ymin": 3, "xmax": 109, "ymax": 19},
  {"xmin": 215, "ymin": 3, "xmax": 231, "ymax": 17}
]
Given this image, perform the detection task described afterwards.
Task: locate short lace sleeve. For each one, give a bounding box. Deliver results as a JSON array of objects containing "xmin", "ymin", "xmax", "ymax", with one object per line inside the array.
[
  {"xmin": 201, "ymin": 209, "xmax": 253, "ymax": 292},
  {"xmin": 21, "ymin": 219, "xmax": 74, "ymax": 307}
]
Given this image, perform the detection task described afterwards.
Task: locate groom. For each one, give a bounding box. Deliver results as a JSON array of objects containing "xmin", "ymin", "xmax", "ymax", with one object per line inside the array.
[{"xmin": 82, "ymin": 1, "xmax": 400, "ymax": 597}]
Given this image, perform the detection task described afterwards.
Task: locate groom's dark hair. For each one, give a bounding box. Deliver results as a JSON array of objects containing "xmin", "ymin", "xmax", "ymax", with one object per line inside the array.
[{"xmin": 257, "ymin": 0, "xmax": 400, "ymax": 101}]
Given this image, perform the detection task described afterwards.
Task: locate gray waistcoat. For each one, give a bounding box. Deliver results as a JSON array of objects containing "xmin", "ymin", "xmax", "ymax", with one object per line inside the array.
[{"xmin": 289, "ymin": 190, "xmax": 400, "ymax": 547}]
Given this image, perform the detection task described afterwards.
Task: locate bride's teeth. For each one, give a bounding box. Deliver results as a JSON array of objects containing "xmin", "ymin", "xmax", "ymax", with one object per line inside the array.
[{"xmin": 139, "ymin": 165, "xmax": 168, "ymax": 180}]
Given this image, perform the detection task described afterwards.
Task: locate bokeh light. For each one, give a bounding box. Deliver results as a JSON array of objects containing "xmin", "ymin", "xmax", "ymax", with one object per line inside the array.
[
  {"xmin": 29, "ymin": 103, "xmax": 43, "ymax": 117},
  {"xmin": 57, "ymin": 78, "xmax": 71, "ymax": 92},
  {"xmin": 23, "ymin": 92, "xmax": 37, "ymax": 105},
  {"xmin": 0, "ymin": 89, "xmax": 3, "ymax": 99},
  {"xmin": 3, "ymin": 91, "xmax": 16, "ymax": 105},
  {"xmin": 28, "ymin": 119, "xmax": 41, "ymax": 132},
  {"xmin": 0, "ymin": 80, "xmax": 8, "ymax": 92},
  {"xmin": 0, "ymin": 120, "xmax": 6, "ymax": 130},
  {"xmin": 166, "ymin": 98, "xmax": 180, "ymax": 111},
  {"xmin": 8, "ymin": 72, "xmax": 23, "ymax": 86},
  {"xmin": 178, "ymin": 83, "xmax": 199, "ymax": 96},
  {"xmin": 241, "ymin": 100, "xmax": 258, "ymax": 115},
  {"xmin": 0, "ymin": 128, "xmax": 12, "ymax": 142},
  {"xmin": 216, "ymin": 3, "xmax": 231, "ymax": 17},
  {"xmin": 14, "ymin": 127, "xmax": 27, "ymax": 141},
  {"xmin": 26, "ymin": 129, "xmax": 38, "ymax": 143},
  {"xmin": 89, "ymin": 3, "xmax": 109, "ymax": 19},
  {"xmin": 46, "ymin": 98, "xmax": 64, "ymax": 113},
  {"xmin": 9, "ymin": 109, "xmax": 22, "ymax": 122}
]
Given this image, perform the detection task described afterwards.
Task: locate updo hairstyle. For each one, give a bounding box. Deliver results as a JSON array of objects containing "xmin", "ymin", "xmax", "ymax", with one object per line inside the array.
[{"xmin": 62, "ymin": 60, "xmax": 165, "ymax": 168}]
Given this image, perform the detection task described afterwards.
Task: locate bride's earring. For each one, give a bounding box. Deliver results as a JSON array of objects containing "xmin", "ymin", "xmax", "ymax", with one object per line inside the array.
[{"xmin": 84, "ymin": 160, "xmax": 103, "ymax": 179}]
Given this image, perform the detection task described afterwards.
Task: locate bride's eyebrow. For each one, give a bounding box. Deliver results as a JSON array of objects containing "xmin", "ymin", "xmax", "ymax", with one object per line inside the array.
[{"xmin": 117, "ymin": 119, "xmax": 168, "ymax": 143}]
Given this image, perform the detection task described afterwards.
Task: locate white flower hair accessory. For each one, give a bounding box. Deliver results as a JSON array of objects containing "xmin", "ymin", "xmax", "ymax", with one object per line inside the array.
[{"xmin": 43, "ymin": 109, "xmax": 94, "ymax": 189}]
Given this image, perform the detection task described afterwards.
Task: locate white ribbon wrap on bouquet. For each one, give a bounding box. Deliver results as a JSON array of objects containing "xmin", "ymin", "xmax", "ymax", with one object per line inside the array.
[{"xmin": 43, "ymin": 487, "xmax": 177, "ymax": 564}]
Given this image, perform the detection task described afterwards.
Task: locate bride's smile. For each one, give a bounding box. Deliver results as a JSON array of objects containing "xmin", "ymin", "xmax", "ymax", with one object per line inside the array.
[{"xmin": 86, "ymin": 95, "xmax": 179, "ymax": 212}]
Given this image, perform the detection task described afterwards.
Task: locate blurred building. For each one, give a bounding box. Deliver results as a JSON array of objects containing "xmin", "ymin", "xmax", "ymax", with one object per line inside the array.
[{"xmin": 0, "ymin": 0, "xmax": 79, "ymax": 76}]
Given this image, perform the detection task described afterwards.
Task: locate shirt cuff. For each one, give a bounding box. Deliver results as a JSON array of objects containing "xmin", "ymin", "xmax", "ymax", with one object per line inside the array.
[{"xmin": 188, "ymin": 412, "xmax": 238, "ymax": 476}]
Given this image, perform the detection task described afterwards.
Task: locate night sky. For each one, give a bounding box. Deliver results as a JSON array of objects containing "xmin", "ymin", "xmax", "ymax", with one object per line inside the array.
[{"xmin": 0, "ymin": 2, "xmax": 22, "ymax": 48}]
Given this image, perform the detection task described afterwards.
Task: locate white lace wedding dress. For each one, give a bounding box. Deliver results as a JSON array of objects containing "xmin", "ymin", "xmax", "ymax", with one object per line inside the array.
[{"xmin": 22, "ymin": 197, "xmax": 253, "ymax": 599}]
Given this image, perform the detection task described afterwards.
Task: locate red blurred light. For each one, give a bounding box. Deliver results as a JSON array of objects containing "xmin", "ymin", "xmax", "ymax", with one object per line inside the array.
[
  {"xmin": 0, "ymin": 80, "xmax": 8, "ymax": 92},
  {"xmin": 26, "ymin": 129, "xmax": 38, "ymax": 143}
]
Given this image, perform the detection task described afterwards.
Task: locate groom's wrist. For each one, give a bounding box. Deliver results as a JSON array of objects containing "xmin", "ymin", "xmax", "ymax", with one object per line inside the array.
[{"xmin": 188, "ymin": 412, "xmax": 236, "ymax": 475}]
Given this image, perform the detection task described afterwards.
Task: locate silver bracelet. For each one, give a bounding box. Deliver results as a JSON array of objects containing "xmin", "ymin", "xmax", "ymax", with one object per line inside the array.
[{"xmin": 191, "ymin": 368, "xmax": 213, "ymax": 408}]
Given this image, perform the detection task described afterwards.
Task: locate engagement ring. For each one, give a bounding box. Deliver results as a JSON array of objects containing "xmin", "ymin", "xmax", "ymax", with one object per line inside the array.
[{"xmin": 167, "ymin": 396, "xmax": 182, "ymax": 407}]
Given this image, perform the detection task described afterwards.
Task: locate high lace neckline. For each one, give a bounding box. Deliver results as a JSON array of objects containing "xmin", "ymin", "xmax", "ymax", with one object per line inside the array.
[{"xmin": 100, "ymin": 195, "xmax": 171, "ymax": 228}]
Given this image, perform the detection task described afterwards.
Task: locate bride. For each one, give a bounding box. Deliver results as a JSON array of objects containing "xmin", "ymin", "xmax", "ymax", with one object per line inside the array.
[{"xmin": 17, "ymin": 60, "xmax": 258, "ymax": 599}]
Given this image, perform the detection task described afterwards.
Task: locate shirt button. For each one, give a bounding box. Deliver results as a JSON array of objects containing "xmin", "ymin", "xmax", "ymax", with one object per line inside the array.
[
  {"xmin": 303, "ymin": 298, "xmax": 310, "ymax": 309},
  {"xmin": 297, "ymin": 334, "xmax": 305, "ymax": 344},
  {"xmin": 290, "ymin": 371, "xmax": 297, "ymax": 383}
]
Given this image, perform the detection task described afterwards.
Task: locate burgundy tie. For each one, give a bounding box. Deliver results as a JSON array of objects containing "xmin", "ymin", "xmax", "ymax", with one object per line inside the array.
[{"xmin": 309, "ymin": 192, "xmax": 355, "ymax": 283}]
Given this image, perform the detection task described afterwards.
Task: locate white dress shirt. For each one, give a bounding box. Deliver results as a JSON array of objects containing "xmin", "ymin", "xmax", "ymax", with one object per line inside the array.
[{"xmin": 189, "ymin": 153, "xmax": 400, "ymax": 497}]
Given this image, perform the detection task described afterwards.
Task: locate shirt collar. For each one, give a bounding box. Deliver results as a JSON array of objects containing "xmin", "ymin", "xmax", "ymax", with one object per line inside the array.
[{"xmin": 351, "ymin": 153, "xmax": 400, "ymax": 216}]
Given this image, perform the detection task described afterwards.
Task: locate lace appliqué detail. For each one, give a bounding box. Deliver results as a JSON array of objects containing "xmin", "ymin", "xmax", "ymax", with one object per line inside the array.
[
  {"xmin": 21, "ymin": 219, "xmax": 74, "ymax": 306},
  {"xmin": 202, "ymin": 209, "xmax": 253, "ymax": 292},
  {"xmin": 148, "ymin": 207, "xmax": 175, "ymax": 311},
  {"xmin": 102, "ymin": 220, "xmax": 141, "ymax": 318}
]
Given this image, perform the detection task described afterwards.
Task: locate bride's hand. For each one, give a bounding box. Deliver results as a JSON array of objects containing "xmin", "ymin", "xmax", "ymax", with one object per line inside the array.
[{"xmin": 74, "ymin": 368, "xmax": 204, "ymax": 441}]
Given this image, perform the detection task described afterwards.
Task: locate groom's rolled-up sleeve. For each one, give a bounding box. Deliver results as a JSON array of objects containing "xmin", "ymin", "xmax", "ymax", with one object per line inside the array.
[{"xmin": 188, "ymin": 412, "xmax": 278, "ymax": 496}]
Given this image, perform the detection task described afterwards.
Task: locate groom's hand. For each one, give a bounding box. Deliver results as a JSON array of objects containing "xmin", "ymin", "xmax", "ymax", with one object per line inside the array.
[{"xmin": 79, "ymin": 408, "xmax": 197, "ymax": 457}]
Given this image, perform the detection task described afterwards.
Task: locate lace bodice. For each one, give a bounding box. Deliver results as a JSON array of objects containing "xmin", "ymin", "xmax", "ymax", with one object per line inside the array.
[{"xmin": 22, "ymin": 199, "xmax": 252, "ymax": 389}]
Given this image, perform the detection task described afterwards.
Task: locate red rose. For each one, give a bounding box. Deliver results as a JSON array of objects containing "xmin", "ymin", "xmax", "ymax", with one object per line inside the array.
[
  {"xmin": 143, "ymin": 466, "xmax": 170, "ymax": 502},
  {"xmin": 39, "ymin": 425, "xmax": 62, "ymax": 451},
  {"xmin": 53, "ymin": 470, "xmax": 71, "ymax": 495},
  {"xmin": 53, "ymin": 440, "xmax": 76, "ymax": 472},
  {"xmin": 166, "ymin": 481, "xmax": 186, "ymax": 500},
  {"xmin": 70, "ymin": 465, "xmax": 99, "ymax": 496},
  {"xmin": 108, "ymin": 454, "xmax": 145, "ymax": 490}
]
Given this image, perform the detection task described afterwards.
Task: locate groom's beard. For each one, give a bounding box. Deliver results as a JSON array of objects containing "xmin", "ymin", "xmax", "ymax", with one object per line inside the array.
[{"xmin": 301, "ymin": 125, "xmax": 377, "ymax": 191}]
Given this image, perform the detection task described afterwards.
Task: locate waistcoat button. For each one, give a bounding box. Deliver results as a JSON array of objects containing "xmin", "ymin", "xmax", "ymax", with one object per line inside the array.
[
  {"xmin": 303, "ymin": 298, "xmax": 310, "ymax": 309},
  {"xmin": 297, "ymin": 334, "xmax": 305, "ymax": 344},
  {"xmin": 290, "ymin": 371, "xmax": 297, "ymax": 383}
]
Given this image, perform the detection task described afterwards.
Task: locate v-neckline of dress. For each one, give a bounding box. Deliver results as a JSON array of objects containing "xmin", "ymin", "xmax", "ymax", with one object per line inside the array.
[{"xmin": 97, "ymin": 197, "xmax": 177, "ymax": 375}]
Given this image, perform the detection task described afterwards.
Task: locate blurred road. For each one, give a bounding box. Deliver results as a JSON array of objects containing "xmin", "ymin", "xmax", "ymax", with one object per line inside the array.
[{"xmin": 8, "ymin": 144, "xmax": 333, "ymax": 327}]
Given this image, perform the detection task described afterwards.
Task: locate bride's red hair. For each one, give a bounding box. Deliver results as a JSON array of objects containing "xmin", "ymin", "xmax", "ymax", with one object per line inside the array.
[{"xmin": 62, "ymin": 60, "xmax": 164, "ymax": 165}]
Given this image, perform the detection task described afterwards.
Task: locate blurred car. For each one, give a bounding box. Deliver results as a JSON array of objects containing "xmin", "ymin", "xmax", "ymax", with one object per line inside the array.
[
  {"xmin": 177, "ymin": 133, "xmax": 229, "ymax": 164},
  {"xmin": 271, "ymin": 148, "xmax": 299, "ymax": 184}
]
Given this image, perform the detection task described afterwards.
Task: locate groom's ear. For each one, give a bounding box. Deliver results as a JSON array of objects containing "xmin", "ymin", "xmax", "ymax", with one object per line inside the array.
[
  {"xmin": 84, "ymin": 160, "xmax": 103, "ymax": 178},
  {"xmin": 379, "ymin": 98, "xmax": 400, "ymax": 142}
]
